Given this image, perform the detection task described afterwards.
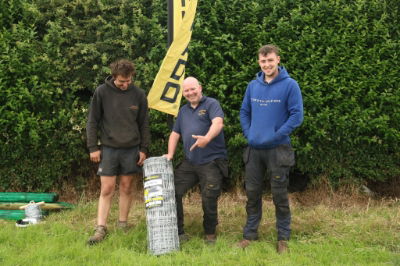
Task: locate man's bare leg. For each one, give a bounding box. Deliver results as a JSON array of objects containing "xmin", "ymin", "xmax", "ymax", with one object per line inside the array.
[
  {"xmin": 118, "ymin": 175, "xmax": 134, "ymax": 222},
  {"xmin": 96, "ymin": 176, "xmax": 117, "ymax": 226}
]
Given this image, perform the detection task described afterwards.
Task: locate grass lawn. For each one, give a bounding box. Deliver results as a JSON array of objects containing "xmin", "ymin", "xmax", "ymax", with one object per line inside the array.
[{"xmin": 0, "ymin": 189, "xmax": 399, "ymax": 265}]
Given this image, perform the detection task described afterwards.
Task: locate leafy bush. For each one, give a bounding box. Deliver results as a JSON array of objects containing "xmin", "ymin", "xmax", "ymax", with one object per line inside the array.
[{"xmin": 0, "ymin": 22, "xmax": 88, "ymax": 190}]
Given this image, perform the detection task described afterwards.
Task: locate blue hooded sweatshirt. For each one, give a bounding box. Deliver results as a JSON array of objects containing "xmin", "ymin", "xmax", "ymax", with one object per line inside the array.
[{"xmin": 240, "ymin": 66, "xmax": 303, "ymax": 149}]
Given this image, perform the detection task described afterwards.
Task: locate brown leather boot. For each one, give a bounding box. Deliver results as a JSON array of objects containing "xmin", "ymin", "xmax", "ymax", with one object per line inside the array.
[
  {"xmin": 205, "ymin": 234, "xmax": 217, "ymax": 245},
  {"xmin": 87, "ymin": 225, "xmax": 107, "ymax": 245},
  {"xmin": 277, "ymin": 240, "xmax": 289, "ymax": 254},
  {"xmin": 179, "ymin": 234, "xmax": 190, "ymax": 243},
  {"xmin": 117, "ymin": 221, "xmax": 133, "ymax": 233},
  {"xmin": 236, "ymin": 239, "xmax": 252, "ymax": 249}
]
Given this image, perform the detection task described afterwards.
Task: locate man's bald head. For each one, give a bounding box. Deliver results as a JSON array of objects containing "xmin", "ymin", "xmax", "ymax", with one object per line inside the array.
[
  {"xmin": 183, "ymin": 77, "xmax": 200, "ymax": 88},
  {"xmin": 182, "ymin": 76, "xmax": 203, "ymax": 108}
]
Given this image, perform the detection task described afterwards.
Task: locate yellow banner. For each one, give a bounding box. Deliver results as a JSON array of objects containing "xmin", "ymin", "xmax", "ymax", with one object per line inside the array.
[
  {"xmin": 147, "ymin": 0, "xmax": 198, "ymax": 116},
  {"xmin": 173, "ymin": 0, "xmax": 190, "ymax": 40}
]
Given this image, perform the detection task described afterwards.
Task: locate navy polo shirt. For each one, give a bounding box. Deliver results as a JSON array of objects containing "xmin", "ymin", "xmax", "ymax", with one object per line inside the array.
[{"xmin": 173, "ymin": 96, "xmax": 227, "ymax": 165}]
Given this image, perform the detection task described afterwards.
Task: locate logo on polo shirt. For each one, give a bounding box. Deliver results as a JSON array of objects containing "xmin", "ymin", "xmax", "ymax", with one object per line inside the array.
[{"xmin": 198, "ymin": 109, "xmax": 207, "ymax": 116}]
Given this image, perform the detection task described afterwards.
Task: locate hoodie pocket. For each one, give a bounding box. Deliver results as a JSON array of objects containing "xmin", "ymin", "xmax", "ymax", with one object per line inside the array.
[{"xmin": 248, "ymin": 126, "xmax": 277, "ymax": 147}]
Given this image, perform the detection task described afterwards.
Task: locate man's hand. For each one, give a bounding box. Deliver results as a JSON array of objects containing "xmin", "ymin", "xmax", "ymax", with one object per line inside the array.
[
  {"xmin": 137, "ymin": 151, "xmax": 146, "ymax": 166},
  {"xmin": 190, "ymin": 117, "xmax": 223, "ymax": 152},
  {"xmin": 90, "ymin": 150, "xmax": 101, "ymax": 163},
  {"xmin": 163, "ymin": 154, "xmax": 174, "ymax": 161},
  {"xmin": 189, "ymin": 135, "xmax": 210, "ymax": 151}
]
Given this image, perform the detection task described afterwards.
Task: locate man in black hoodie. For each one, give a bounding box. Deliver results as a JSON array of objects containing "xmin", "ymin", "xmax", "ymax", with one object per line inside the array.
[{"xmin": 86, "ymin": 59, "xmax": 150, "ymax": 245}]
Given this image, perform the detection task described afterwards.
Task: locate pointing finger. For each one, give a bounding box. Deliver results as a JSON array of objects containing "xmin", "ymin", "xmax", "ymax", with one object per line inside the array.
[{"xmin": 190, "ymin": 142, "xmax": 198, "ymax": 151}]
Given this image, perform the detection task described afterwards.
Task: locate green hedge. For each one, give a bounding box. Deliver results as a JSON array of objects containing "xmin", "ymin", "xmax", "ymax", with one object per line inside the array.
[{"xmin": 0, "ymin": 0, "xmax": 399, "ymax": 191}]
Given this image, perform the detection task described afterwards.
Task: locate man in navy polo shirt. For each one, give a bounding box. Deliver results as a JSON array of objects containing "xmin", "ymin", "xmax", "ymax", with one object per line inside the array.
[{"xmin": 164, "ymin": 76, "xmax": 228, "ymax": 245}]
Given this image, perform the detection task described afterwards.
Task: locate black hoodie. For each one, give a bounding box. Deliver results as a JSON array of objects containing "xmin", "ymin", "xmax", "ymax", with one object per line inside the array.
[{"xmin": 86, "ymin": 76, "xmax": 150, "ymax": 154}]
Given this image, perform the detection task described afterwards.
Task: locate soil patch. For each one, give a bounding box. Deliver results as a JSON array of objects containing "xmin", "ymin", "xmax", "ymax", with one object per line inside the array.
[{"xmin": 367, "ymin": 176, "xmax": 400, "ymax": 198}]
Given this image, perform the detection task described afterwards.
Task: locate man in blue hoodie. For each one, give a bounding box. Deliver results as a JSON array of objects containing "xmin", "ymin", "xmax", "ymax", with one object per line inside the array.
[{"xmin": 237, "ymin": 45, "xmax": 303, "ymax": 253}]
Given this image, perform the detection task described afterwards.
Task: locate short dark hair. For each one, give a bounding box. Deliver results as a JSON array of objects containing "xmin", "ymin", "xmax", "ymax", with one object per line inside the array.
[
  {"xmin": 258, "ymin": 44, "xmax": 280, "ymax": 56},
  {"xmin": 110, "ymin": 59, "xmax": 136, "ymax": 78}
]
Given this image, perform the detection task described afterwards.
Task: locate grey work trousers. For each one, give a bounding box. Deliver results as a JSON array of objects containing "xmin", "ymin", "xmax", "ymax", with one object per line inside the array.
[
  {"xmin": 174, "ymin": 159, "xmax": 225, "ymax": 235},
  {"xmin": 242, "ymin": 144, "xmax": 294, "ymax": 241}
]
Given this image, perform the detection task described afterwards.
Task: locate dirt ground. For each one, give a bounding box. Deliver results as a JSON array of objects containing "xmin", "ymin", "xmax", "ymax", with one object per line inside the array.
[{"xmin": 367, "ymin": 177, "xmax": 400, "ymax": 198}]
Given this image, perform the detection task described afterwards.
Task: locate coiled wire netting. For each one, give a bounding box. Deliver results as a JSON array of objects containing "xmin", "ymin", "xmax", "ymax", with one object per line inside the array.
[
  {"xmin": 143, "ymin": 156, "xmax": 179, "ymax": 255},
  {"xmin": 25, "ymin": 201, "xmax": 42, "ymax": 221}
]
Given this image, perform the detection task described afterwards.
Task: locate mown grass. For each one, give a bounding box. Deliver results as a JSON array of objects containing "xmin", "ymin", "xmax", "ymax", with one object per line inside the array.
[{"xmin": 0, "ymin": 190, "xmax": 399, "ymax": 266}]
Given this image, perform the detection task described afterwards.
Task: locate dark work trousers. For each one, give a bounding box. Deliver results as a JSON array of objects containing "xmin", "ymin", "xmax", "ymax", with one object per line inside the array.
[
  {"xmin": 242, "ymin": 144, "xmax": 295, "ymax": 241},
  {"xmin": 174, "ymin": 159, "xmax": 224, "ymax": 235}
]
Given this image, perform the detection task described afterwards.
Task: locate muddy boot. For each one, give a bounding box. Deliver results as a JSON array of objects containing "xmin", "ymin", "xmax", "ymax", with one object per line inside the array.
[
  {"xmin": 87, "ymin": 225, "xmax": 107, "ymax": 245},
  {"xmin": 179, "ymin": 234, "xmax": 190, "ymax": 243},
  {"xmin": 277, "ymin": 240, "xmax": 289, "ymax": 254},
  {"xmin": 117, "ymin": 221, "xmax": 133, "ymax": 233},
  {"xmin": 236, "ymin": 239, "xmax": 252, "ymax": 249},
  {"xmin": 205, "ymin": 234, "xmax": 217, "ymax": 245}
]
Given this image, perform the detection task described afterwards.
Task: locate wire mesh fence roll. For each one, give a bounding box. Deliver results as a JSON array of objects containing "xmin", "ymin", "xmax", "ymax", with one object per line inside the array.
[{"xmin": 143, "ymin": 156, "xmax": 179, "ymax": 255}]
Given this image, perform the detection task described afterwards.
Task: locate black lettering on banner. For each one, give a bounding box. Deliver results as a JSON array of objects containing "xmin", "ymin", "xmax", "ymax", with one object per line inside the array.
[
  {"xmin": 171, "ymin": 59, "xmax": 187, "ymax": 80},
  {"xmin": 181, "ymin": 0, "xmax": 186, "ymax": 18},
  {"xmin": 159, "ymin": 44, "xmax": 189, "ymax": 103},
  {"xmin": 161, "ymin": 82, "xmax": 180, "ymax": 103}
]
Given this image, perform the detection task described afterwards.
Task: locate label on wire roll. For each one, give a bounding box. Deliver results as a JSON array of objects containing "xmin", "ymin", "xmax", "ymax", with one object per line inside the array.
[{"xmin": 144, "ymin": 174, "xmax": 164, "ymax": 208}]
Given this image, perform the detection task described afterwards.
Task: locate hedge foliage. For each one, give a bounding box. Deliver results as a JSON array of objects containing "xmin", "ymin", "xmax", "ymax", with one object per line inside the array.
[{"xmin": 0, "ymin": 0, "xmax": 399, "ymax": 191}]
